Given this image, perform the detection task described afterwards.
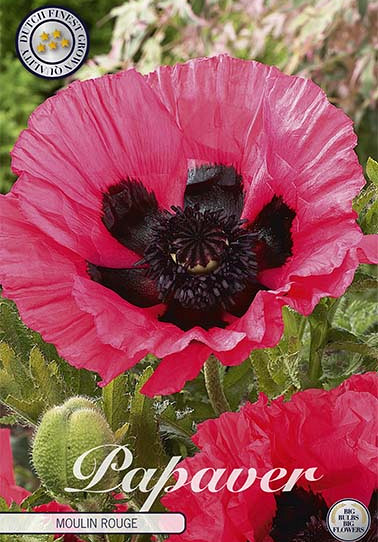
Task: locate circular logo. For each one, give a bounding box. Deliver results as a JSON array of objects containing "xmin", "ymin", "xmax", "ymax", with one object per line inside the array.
[
  {"xmin": 16, "ymin": 6, "xmax": 89, "ymax": 79},
  {"xmin": 326, "ymin": 499, "xmax": 371, "ymax": 541}
]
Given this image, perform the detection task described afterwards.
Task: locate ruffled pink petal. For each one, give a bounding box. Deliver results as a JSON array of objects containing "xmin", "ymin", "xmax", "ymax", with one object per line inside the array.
[
  {"xmin": 0, "ymin": 429, "xmax": 14, "ymax": 488},
  {"xmin": 214, "ymin": 291, "xmax": 286, "ymax": 366},
  {"xmin": 146, "ymin": 55, "xmax": 274, "ymax": 172},
  {"xmin": 164, "ymin": 405, "xmax": 276, "ymax": 542},
  {"xmin": 11, "ymin": 70, "xmax": 188, "ymax": 266},
  {"xmin": 279, "ymin": 249, "xmax": 360, "ymax": 315},
  {"xmin": 0, "ymin": 429, "xmax": 30, "ymax": 506},
  {"xmin": 141, "ymin": 342, "xmax": 211, "ymax": 396},
  {"xmin": 72, "ymin": 275, "xmax": 246, "ymax": 362},
  {"xmin": 244, "ymin": 374, "xmax": 378, "ymax": 507},
  {"xmin": 357, "ymin": 234, "xmax": 378, "ymax": 264},
  {"xmin": 0, "ymin": 195, "xmax": 140, "ymax": 384},
  {"xmin": 236, "ymin": 64, "xmax": 366, "ymax": 317},
  {"xmin": 337, "ymin": 372, "xmax": 378, "ymax": 394},
  {"xmin": 2, "ymin": 55, "xmax": 373, "ymax": 396}
]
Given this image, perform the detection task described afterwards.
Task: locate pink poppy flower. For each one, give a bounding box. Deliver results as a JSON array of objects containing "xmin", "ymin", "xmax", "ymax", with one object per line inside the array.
[
  {"xmin": 0, "ymin": 55, "xmax": 376, "ymax": 395},
  {"xmin": 163, "ymin": 373, "xmax": 378, "ymax": 542}
]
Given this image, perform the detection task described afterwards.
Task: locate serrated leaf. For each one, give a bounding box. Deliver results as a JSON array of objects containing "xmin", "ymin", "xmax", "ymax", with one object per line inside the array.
[
  {"xmin": 349, "ymin": 276, "xmax": 378, "ymax": 292},
  {"xmin": 333, "ymin": 295, "xmax": 378, "ymax": 337},
  {"xmin": 102, "ymin": 374, "xmax": 129, "ymax": 432},
  {"xmin": 250, "ymin": 350, "xmax": 282, "ymax": 398},
  {"xmin": 0, "ymin": 342, "xmax": 16, "ymax": 369},
  {"xmin": 366, "ymin": 157, "xmax": 378, "ymax": 186},
  {"xmin": 29, "ymin": 347, "xmax": 63, "ymax": 406},
  {"xmin": 0, "ymin": 300, "xmax": 33, "ymax": 360},
  {"xmin": 0, "ymin": 369, "xmax": 19, "ymax": 399},
  {"xmin": 0, "ymin": 294, "xmax": 101, "ymax": 427},
  {"xmin": 0, "ymin": 497, "xmax": 8, "ymax": 512},
  {"xmin": 0, "ymin": 342, "xmax": 35, "ymax": 401}
]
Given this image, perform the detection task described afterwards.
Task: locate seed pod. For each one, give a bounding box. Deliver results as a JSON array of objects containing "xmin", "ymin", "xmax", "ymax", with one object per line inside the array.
[{"xmin": 32, "ymin": 396, "xmax": 119, "ymax": 499}]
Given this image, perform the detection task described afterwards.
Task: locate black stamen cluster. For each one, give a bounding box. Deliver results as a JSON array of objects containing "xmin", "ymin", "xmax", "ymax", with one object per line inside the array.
[{"xmin": 142, "ymin": 204, "xmax": 257, "ymax": 311}]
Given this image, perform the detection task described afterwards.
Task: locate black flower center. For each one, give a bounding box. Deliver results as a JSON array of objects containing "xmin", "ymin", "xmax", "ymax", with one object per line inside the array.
[
  {"xmin": 88, "ymin": 164, "xmax": 296, "ymax": 331},
  {"xmin": 141, "ymin": 205, "xmax": 257, "ymax": 315},
  {"xmin": 269, "ymin": 487, "xmax": 377, "ymax": 542}
]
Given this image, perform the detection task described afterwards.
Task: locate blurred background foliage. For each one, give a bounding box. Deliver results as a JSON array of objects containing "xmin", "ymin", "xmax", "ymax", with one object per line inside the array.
[{"xmin": 1, "ymin": 0, "xmax": 377, "ymax": 193}]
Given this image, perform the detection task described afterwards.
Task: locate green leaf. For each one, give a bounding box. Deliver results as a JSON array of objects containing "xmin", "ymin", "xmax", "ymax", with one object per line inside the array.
[
  {"xmin": 348, "ymin": 276, "xmax": 378, "ymax": 292},
  {"xmin": 0, "ymin": 300, "xmax": 33, "ymax": 360},
  {"xmin": 355, "ymin": 157, "xmax": 378, "ymax": 233},
  {"xmin": 0, "ymin": 294, "xmax": 101, "ymax": 426},
  {"xmin": 327, "ymin": 328, "xmax": 378, "ymax": 361},
  {"xmin": 362, "ymin": 197, "xmax": 378, "ymax": 234},
  {"xmin": 366, "ymin": 157, "xmax": 378, "ymax": 186},
  {"xmin": 250, "ymin": 307, "xmax": 306, "ymax": 397},
  {"xmin": 353, "ymin": 184, "xmax": 376, "ymax": 214},
  {"xmin": 4, "ymin": 396, "xmax": 43, "ymax": 426},
  {"xmin": 0, "ymin": 413, "xmax": 20, "ymax": 425},
  {"xmin": 102, "ymin": 374, "xmax": 129, "ymax": 432},
  {"xmin": 128, "ymin": 367, "xmax": 167, "ymax": 473},
  {"xmin": 29, "ymin": 347, "xmax": 62, "ymax": 406},
  {"xmin": 250, "ymin": 349, "xmax": 282, "ymax": 398},
  {"xmin": 0, "ymin": 342, "xmax": 33, "ymax": 398},
  {"xmin": 223, "ymin": 359, "xmax": 256, "ymax": 409},
  {"xmin": 333, "ymin": 294, "xmax": 378, "ymax": 337},
  {"xmin": 159, "ymin": 403, "xmax": 197, "ymax": 455},
  {"xmin": 21, "ymin": 487, "xmax": 54, "ymax": 510}
]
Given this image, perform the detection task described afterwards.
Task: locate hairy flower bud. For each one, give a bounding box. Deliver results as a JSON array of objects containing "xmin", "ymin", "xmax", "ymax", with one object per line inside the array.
[{"xmin": 32, "ymin": 397, "xmax": 118, "ymax": 498}]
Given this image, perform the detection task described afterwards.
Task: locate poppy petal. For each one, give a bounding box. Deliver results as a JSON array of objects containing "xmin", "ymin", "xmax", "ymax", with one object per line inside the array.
[
  {"xmin": 141, "ymin": 342, "xmax": 210, "ymax": 397},
  {"xmin": 11, "ymin": 70, "xmax": 188, "ymax": 267},
  {"xmin": 0, "ymin": 195, "xmax": 141, "ymax": 385},
  {"xmin": 357, "ymin": 234, "xmax": 378, "ymax": 264},
  {"xmin": 146, "ymin": 55, "xmax": 273, "ymax": 170},
  {"xmin": 0, "ymin": 429, "xmax": 30, "ymax": 506}
]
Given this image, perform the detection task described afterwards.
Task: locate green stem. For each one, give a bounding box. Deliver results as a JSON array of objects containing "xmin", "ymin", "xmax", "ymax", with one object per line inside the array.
[{"xmin": 204, "ymin": 355, "xmax": 230, "ymax": 416}]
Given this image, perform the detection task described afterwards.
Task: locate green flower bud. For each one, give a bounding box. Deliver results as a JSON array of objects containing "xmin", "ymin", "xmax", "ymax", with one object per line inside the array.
[{"xmin": 32, "ymin": 396, "xmax": 118, "ymax": 499}]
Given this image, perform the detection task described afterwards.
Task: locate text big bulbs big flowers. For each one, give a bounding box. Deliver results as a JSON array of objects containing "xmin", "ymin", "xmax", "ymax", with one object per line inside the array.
[{"xmin": 0, "ymin": 55, "xmax": 376, "ymax": 395}]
